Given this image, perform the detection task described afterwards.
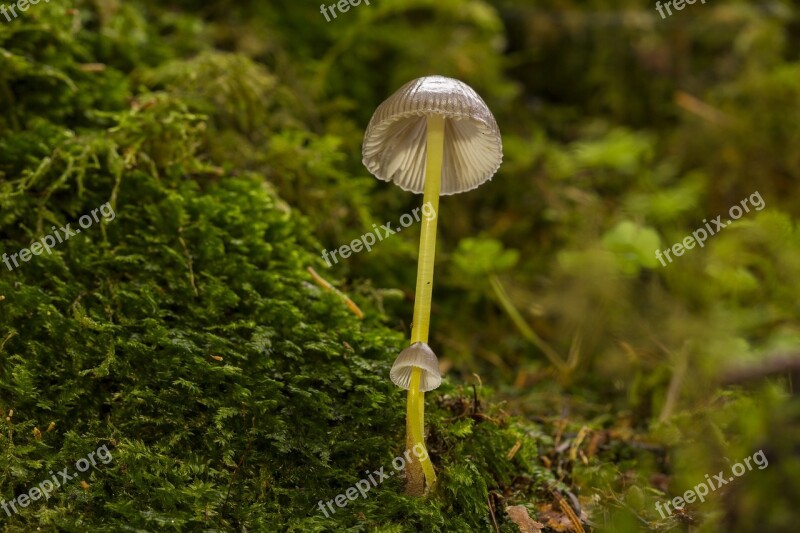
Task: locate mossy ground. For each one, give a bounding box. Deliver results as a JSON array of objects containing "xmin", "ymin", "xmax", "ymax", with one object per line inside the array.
[
  {"xmin": 2, "ymin": 1, "xmax": 800, "ymax": 532},
  {"xmin": 0, "ymin": 2, "xmax": 561, "ymax": 531}
]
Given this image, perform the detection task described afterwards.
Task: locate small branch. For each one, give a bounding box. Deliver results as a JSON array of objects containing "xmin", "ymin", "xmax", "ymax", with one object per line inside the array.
[
  {"xmin": 720, "ymin": 353, "xmax": 800, "ymax": 392},
  {"xmin": 551, "ymin": 488, "xmax": 585, "ymax": 533},
  {"xmin": 307, "ymin": 267, "xmax": 364, "ymax": 319},
  {"xmin": 659, "ymin": 343, "xmax": 689, "ymax": 422},
  {"xmin": 674, "ymin": 91, "xmax": 734, "ymax": 127},
  {"xmin": 0, "ymin": 330, "xmax": 17, "ymax": 354},
  {"xmin": 178, "ymin": 228, "xmax": 199, "ymax": 297},
  {"xmin": 488, "ymin": 493, "xmax": 500, "ymax": 533}
]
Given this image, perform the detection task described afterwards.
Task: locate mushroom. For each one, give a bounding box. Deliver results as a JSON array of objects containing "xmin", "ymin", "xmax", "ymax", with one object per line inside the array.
[
  {"xmin": 390, "ymin": 342, "xmax": 442, "ymax": 392},
  {"xmin": 363, "ymin": 75, "xmax": 503, "ymax": 494}
]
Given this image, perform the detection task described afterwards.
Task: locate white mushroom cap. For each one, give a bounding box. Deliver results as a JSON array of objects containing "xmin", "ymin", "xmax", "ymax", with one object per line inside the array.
[
  {"xmin": 362, "ymin": 76, "xmax": 503, "ymax": 195},
  {"xmin": 390, "ymin": 342, "xmax": 442, "ymax": 392}
]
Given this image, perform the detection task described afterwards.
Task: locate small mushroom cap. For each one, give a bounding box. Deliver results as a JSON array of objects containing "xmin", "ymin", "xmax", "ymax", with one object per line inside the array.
[
  {"xmin": 390, "ymin": 342, "xmax": 442, "ymax": 392},
  {"xmin": 362, "ymin": 75, "xmax": 502, "ymax": 195}
]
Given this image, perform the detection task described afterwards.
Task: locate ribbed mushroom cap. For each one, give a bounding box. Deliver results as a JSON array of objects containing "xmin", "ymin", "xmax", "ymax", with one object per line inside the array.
[
  {"xmin": 390, "ymin": 342, "xmax": 442, "ymax": 392},
  {"xmin": 362, "ymin": 75, "xmax": 502, "ymax": 195}
]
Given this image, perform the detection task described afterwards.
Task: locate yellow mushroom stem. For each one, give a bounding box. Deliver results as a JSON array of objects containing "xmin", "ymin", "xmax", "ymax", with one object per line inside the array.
[{"xmin": 406, "ymin": 114, "xmax": 444, "ymax": 490}]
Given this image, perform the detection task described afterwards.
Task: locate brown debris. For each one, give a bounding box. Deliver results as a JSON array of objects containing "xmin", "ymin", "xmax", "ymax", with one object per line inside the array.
[
  {"xmin": 507, "ymin": 439, "xmax": 522, "ymax": 460},
  {"xmin": 506, "ymin": 505, "xmax": 544, "ymax": 533}
]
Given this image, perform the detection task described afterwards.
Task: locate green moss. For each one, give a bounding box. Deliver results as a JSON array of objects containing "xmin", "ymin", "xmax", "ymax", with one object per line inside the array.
[
  {"xmin": 0, "ymin": 5, "xmax": 549, "ymax": 530},
  {"xmin": 4, "ymin": 1, "xmax": 800, "ymax": 531}
]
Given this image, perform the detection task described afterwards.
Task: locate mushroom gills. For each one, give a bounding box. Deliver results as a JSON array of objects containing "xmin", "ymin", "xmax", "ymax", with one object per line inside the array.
[{"xmin": 390, "ymin": 342, "xmax": 442, "ymax": 392}]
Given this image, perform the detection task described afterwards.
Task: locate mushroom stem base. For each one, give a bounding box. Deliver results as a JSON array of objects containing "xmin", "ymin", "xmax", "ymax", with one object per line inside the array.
[{"xmin": 406, "ymin": 367, "xmax": 436, "ymax": 493}]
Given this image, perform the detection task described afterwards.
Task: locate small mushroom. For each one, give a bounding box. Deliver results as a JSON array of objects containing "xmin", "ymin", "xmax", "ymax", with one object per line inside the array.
[
  {"xmin": 390, "ymin": 342, "xmax": 442, "ymax": 392},
  {"xmin": 363, "ymin": 75, "xmax": 502, "ymax": 495}
]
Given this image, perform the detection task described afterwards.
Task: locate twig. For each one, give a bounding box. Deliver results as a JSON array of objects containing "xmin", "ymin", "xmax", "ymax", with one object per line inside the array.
[
  {"xmin": 0, "ymin": 330, "xmax": 17, "ymax": 354},
  {"xmin": 569, "ymin": 426, "xmax": 590, "ymax": 463},
  {"xmin": 488, "ymin": 493, "xmax": 500, "ymax": 533},
  {"xmin": 551, "ymin": 489, "xmax": 585, "ymax": 533},
  {"xmin": 506, "ymin": 440, "xmax": 522, "ymax": 460},
  {"xmin": 78, "ymin": 63, "xmax": 106, "ymax": 72},
  {"xmin": 178, "ymin": 228, "xmax": 199, "ymax": 297},
  {"xmin": 659, "ymin": 343, "xmax": 689, "ymax": 422},
  {"xmin": 307, "ymin": 267, "xmax": 364, "ymax": 319},
  {"xmin": 674, "ymin": 91, "xmax": 733, "ymax": 127},
  {"xmin": 720, "ymin": 353, "xmax": 800, "ymax": 387},
  {"xmin": 567, "ymin": 329, "xmax": 583, "ymax": 370}
]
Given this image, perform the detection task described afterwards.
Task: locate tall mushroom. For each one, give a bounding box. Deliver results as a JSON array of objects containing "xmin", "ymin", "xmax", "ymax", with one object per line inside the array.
[{"xmin": 362, "ymin": 76, "xmax": 503, "ymax": 494}]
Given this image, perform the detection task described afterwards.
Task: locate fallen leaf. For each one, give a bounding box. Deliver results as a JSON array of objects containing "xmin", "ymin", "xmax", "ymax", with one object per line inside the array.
[{"xmin": 506, "ymin": 505, "xmax": 544, "ymax": 533}]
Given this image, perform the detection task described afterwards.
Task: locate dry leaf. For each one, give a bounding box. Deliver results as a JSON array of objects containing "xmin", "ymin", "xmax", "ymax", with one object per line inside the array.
[{"xmin": 506, "ymin": 505, "xmax": 544, "ymax": 533}]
